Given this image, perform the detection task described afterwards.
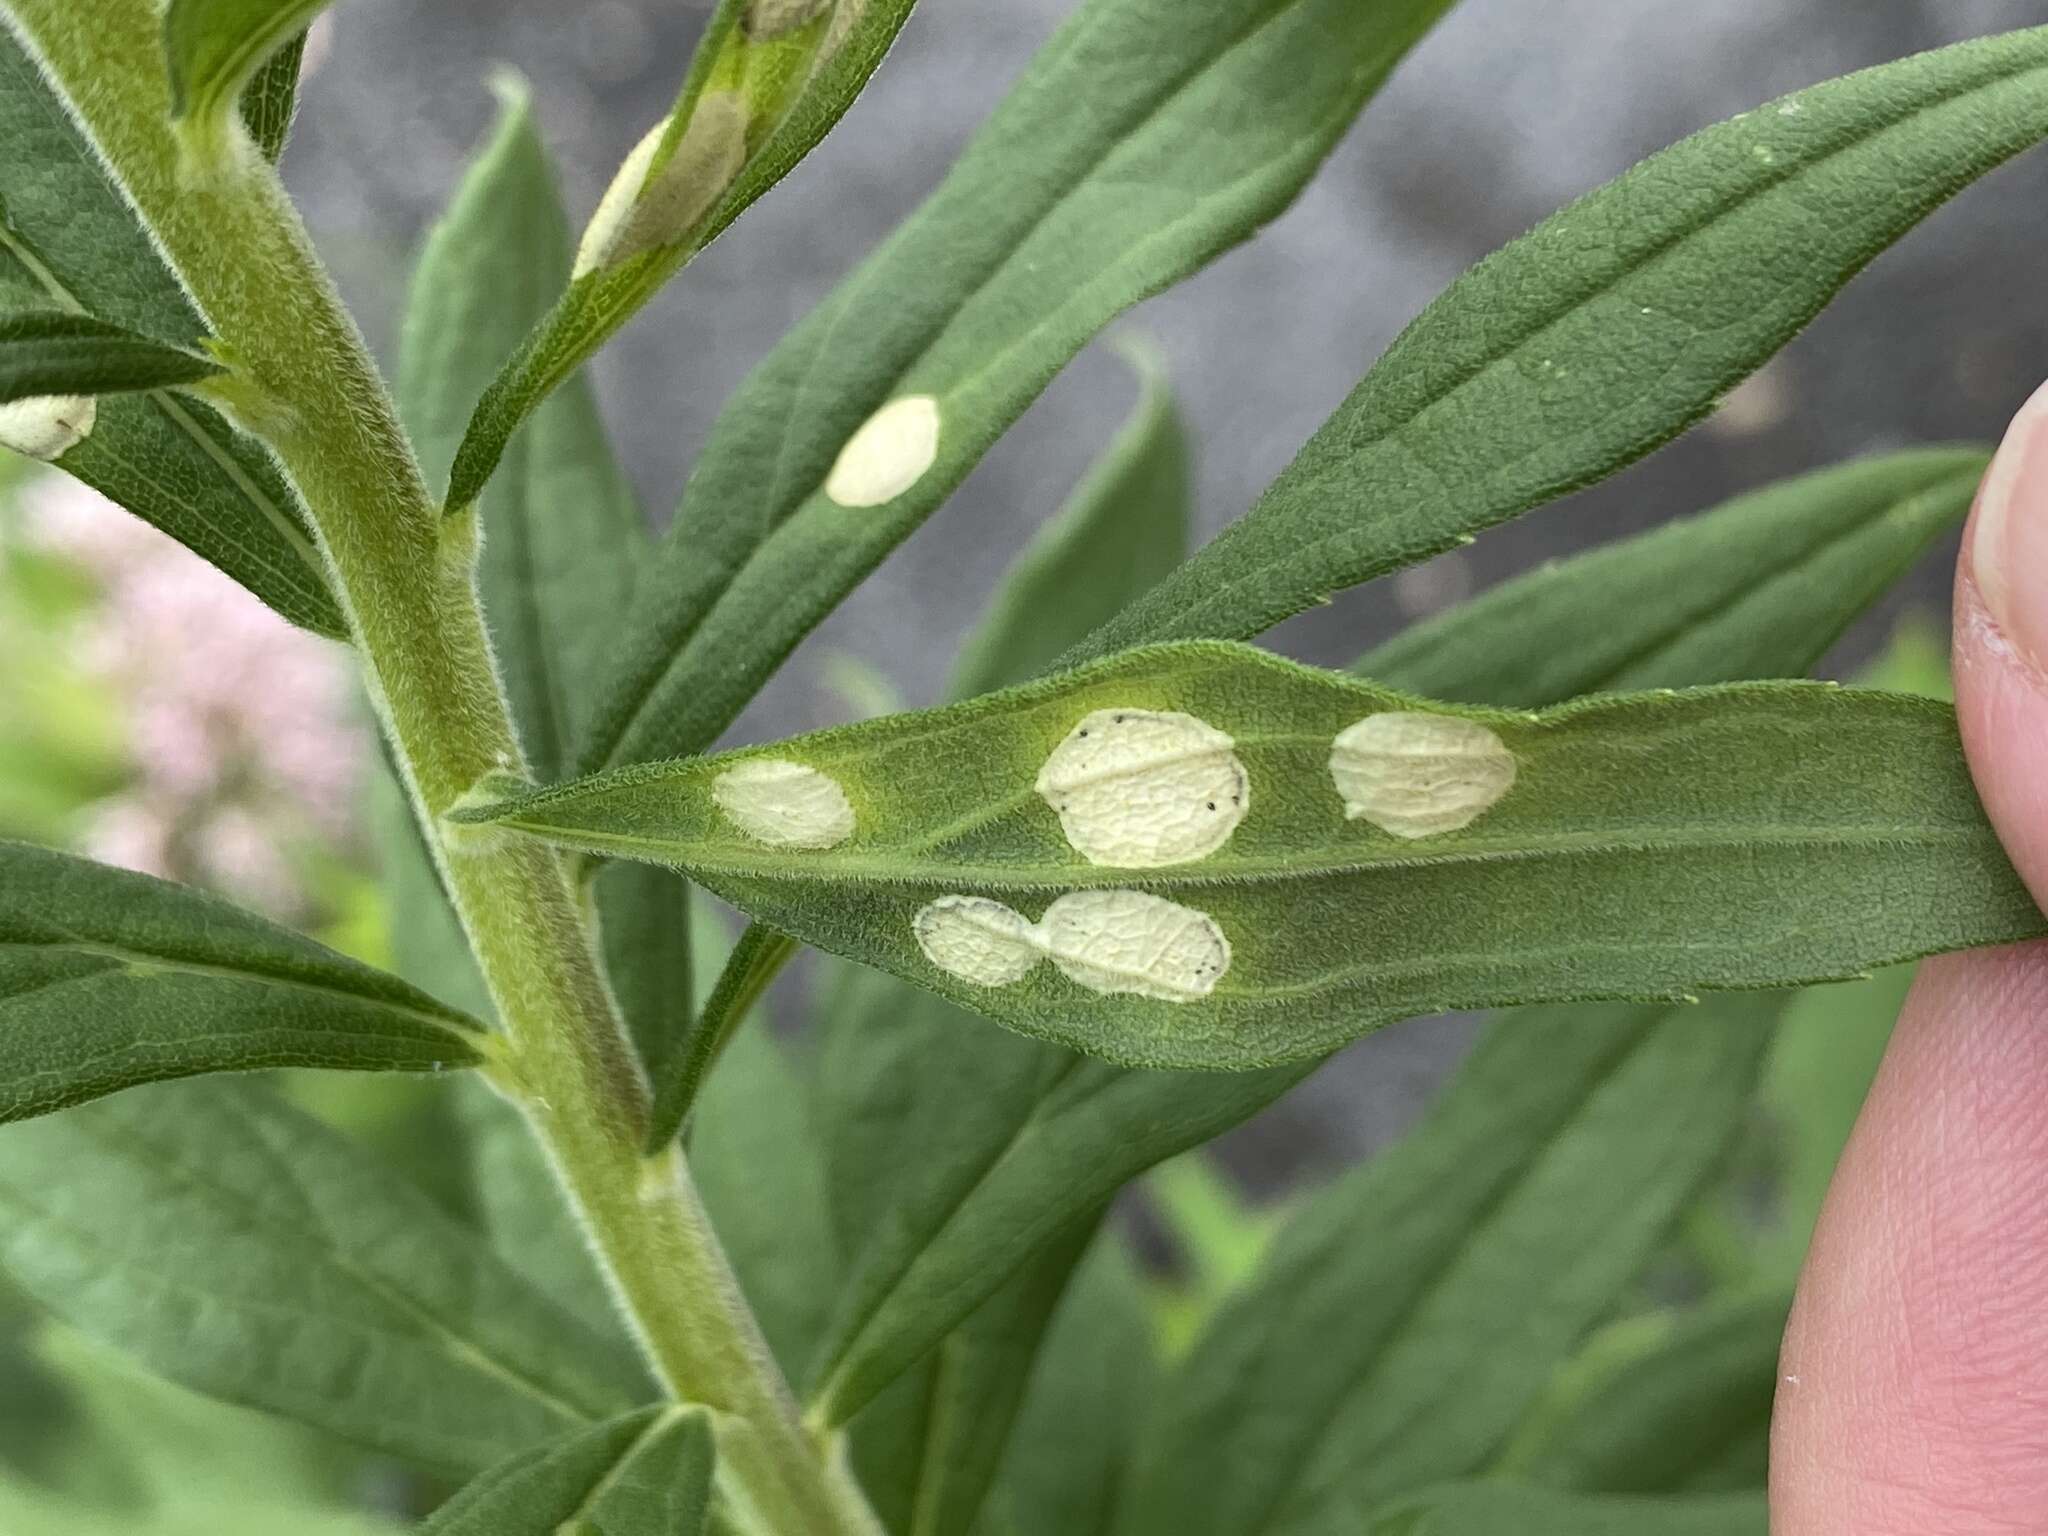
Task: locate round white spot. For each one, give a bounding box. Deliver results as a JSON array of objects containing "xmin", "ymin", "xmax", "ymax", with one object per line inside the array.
[
  {"xmin": 824, "ymin": 396, "xmax": 941, "ymax": 508},
  {"xmin": 0, "ymin": 395, "xmax": 95, "ymax": 461},
  {"xmin": 1037, "ymin": 890, "xmax": 1231, "ymax": 1002},
  {"xmin": 1035, "ymin": 709, "xmax": 1248, "ymax": 867},
  {"xmin": 1329, "ymin": 712, "xmax": 1516, "ymax": 839},
  {"xmin": 912, "ymin": 895, "xmax": 1040, "ymax": 988},
  {"xmin": 711, "ymin": 758, "xmax": 856, "ymax": 849}
]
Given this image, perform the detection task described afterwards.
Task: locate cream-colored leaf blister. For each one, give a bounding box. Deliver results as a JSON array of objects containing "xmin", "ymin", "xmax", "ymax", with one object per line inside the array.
[
  {"xmin": 0, "ymin": 395, "xmax": 95, "ymax": 461},
  {"xmin": 1035, "ymin": 709, "xmax": 1248, "ymax": 867},
  {"xmin": 1329, "ymin": 712, "xmax": 1516, "ymax": 839},
  {"xmin": 824, "ymin": 396, "xmax": 942, "ymax": 508},
  {"xmin": 572, "ymin": 93, "xmax": 749, "ymax": 278},
  {"xmin": 1037, "ymin": 890, "xmax": 1231, "ymax": 1002},
  {"xmin": 711, "ymin": 758, "xmax": 856, "ymax": 849},
  {"xmin": 912, "ymin": 895, "xmax": 1041, "ymax": 987}
]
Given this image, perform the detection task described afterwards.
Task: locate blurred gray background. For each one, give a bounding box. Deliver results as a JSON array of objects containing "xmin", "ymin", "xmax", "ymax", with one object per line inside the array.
[{"xmin": 283, "ymin": 0, "xmax": 2048, "ymax": 1188}]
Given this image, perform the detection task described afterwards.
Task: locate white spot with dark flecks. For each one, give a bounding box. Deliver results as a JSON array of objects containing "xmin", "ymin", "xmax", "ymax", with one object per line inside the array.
[
  {"xmin": 1035, "ymin": 709, "xmax": 1248, "ymax": 867},
  {"xmin": 909, "ymin": 888, "xmax": 1231, "ymax": 1001},
  {"xmin": 711, "ymin": 758, "xmax": 855, "ymax": 849},
  {"xmin": 1329, "ymin": 712, "xmax": 1516, "ymax": 839},
  {"xmin": 1037, "ymin": 890, "xmax": 1231, "ymax": 1002},
  {"xmin": 0, "ymin": 395, "xmax": 94, "ymax": 461},
  {"xmin": 824, "ymin": 396, "xmax": 941, "ymax": 508},
  {"xmin": 912, "ymin": 895, "xmax": 1040, "ymax": 987}
]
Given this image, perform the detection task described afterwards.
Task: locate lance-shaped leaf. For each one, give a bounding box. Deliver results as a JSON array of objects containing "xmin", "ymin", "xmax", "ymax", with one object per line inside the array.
[
  {"xmin": 443, "ymin": 0, "xmax": 919, "ymax": 515},
  {"xmin": 1356, "ymin": 448, "xmax": 1988, "ymax": 704},
  {"xmin": 0, "ymin": 840, "xmax": 485, "ymax": 1125},
  {"xmin": 784, "ymin": 449, "xmax": 1980, "ymax": 1424},
  {"xmin": 578, "ymin": 0, "xmax": 1460, "ymax": 771},
  {"xmin": 460, "ymin": 643, "xmax": 2043, "ymax": 1073},
  {"xmin": 0, "ymin": 23, "xmax": 344, "ymax": 636},
  {"xmin": 0, "ymin": 1078, "xmax": 640, "ymax": 1472},
  {"xmin": 161, "ymin": 0, "xmax": 333, "ymax": 158},
  {"xmin": 1082, "ymin": 26, "xmax": 2048, "ymax": 659},
  {"xmin": 1114, "ymin": 996, "xmax": 1779, "ymax": 1536},
  {"xmin": 238, "ymin": 29, "xmax": 305, "ymax": 162},
  {"xmin": 399, "ymin": 80, "xmax": 695, "ymax": 1081},
  {"xmin": 1495, "ymin": 1290, "xmax": 1790, "ymax": 1495},
  {"xmin": 0, "ymin": 311, "xmax": 223, "ymax": 402},
  {"xmin": 1368, "ymin": 1485, "xmax": 1765, "ymax": 1536},
  {"xmin": 420, "ymin": 1407, "xmax": 716, "ymax": 1536}
]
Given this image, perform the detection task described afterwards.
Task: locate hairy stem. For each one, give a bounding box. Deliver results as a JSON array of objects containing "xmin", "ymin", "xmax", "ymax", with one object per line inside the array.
[{"xmin": 2, "ymin": 6, "xmax": 877, "ymax": 1530}]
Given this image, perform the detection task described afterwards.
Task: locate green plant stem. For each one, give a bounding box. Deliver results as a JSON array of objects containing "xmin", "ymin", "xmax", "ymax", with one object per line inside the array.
[{"xmin": 2, "ymin": 7, "xmax": 878, "ymax": 1531}]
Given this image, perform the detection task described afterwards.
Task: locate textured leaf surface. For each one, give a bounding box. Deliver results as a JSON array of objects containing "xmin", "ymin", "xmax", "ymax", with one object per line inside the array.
[
  {"xmin": 0, "ymin": 22, "xmax": 343, "ymax": 635},
  {"xmin": 1496, "ymin": 1291, "xmax": 1789, "ymax": 1494},
  {"xmin": 1368, "ymin": 1484, "xmax": 1764, "ymax": 1536},
  {"xmin": 468, "ymin": 643, "xmax": 2041, "ymax": 1071},
  {"xmin": 237, "ymin": 28, "xmax": 304, "ymax": 162},
  {"xmin": 0, "ymin": 840, "xmax": 484, "ymax": 1124},
  {"xmin": 0, "ymin": 1078, "xmax": 639, "ymax": 1472},
  {"xmin": 1357, "ymin": 449, "xmax": 1987, "ymax": 704},
  {"xmin": 443, "ymin": 0, "xmax": 918, "ymax": 515},
  {"xmin": 1086, "ymin": 27, "xmax": 2048, "ymax": 657},
  {"xmin": 0, "ymin": 310, "xmax": 222, "ymax": 401},
  {"xmin": 398, "ymin": 81, "xmax": 695, "ymax": 1080},
  {"xmin": 161, "ymin": 0, "xmax": 331, "ymax": 151},
  {"xmin": 580, "ymin": 0, "xmax": 1456, "ymax": 770},
  {"xmin": 420, "ymin": 1407, "xmax": 715, "ymax": 1535},
  {"xmin": 1115, "ymin": 997, "xmax": 1779, "ymax": 1536}
]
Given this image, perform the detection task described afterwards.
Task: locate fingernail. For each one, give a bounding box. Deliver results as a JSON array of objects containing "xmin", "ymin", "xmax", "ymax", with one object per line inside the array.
[{"xmin": 1973, "ymin": 379, "xmax": 2048, "ymax": 669}]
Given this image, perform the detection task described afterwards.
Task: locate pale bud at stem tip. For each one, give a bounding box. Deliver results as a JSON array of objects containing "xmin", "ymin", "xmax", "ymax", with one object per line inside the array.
[
  {"xmin": 1971, "ymin": 377, "xmax": 2048, "ymax": 675},
  {"xmin": 0, "ymin": 395, "xmax": 95, "ymax": 461}
]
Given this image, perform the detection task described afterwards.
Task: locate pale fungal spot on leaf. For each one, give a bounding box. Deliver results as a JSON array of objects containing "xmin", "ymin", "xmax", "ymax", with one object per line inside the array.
[
  {"xmin": 824, "ymin": 396, "xmax": 942, "ymax": 508},
  {"xmin": 1034, "ymin": 709, "xmax": 1248, "ymax": 867},
  {"xmin": 0, "ymin": 395, "xmax": 94, "ymax": 461},
  {"xmin": 912, "ymin": 895, "xmax": 1041, "ymax": 987},
  {"xmin": 747, "ymin": 0, "xmax": 833, "ymax": 37},
  {"xmin": 711, "ymin": 758, "xmax": 856, "ymax": 849},
  {"xmin": 1037, "ymin": 890, "xmax": 1231, "ymax": 1002},
  {"xmin": 572, "ymin": 93, "xmax": 749, "ymax": 278},
  {"xmin": 1329, "ymin": 712, "xmax": 1517, "ymax": 839}
]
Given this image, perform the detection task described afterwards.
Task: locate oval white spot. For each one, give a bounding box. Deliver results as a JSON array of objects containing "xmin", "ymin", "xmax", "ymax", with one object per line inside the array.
[
  {"xmin": 824, "ymin": 396, "xmax": 941, "ymax": 508},
  {"xmin": 913, "ymin": 895, "xmax": 1040, "ymax": 988},
  {"xmin": 0, "ymin": 395, "xmax": 95, "ymax": 461},
  {"xmin": 573, "ymin": 94, "xmax": 748, "ymax": 278},
  {"xmin": 711, "ymin": 758, "xmax": 856, "ymax": 849},
  {"xmin": 1037, "ymin": 890, "xmax": 1231, "ymax": 1002},
  {"xmin": 1034, "ymin": 709, "xmax": 1248, "ymax": 868},
  {"xmin": 1329, "ymin": 712, "xmax": 1516, "ymax": 839}
]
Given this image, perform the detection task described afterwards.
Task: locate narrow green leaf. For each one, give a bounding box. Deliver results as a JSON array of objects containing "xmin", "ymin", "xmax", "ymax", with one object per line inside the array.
[
  {"xmin": 979, "ymin": 1235, "xmax": 1158, "ymax": 1536},
  {"xmin": 649, "ymin": 921, "xmax": 794, "ymax": 1149},
  {"xmin": 443, "ymin": 0, "xmax": 919, "ymax": 515},
  {"xmin": 580, "ymin": 0, "xmax": 1459, "ymax": 771},
  {"xmin": 0, "ymin": 840, "xmax": 484, "ymax": 1124},
  {"xmin": 1085, "ymin": 28, "xmax": 2048, "ymax": 658},
  {"xmin": 1116, "ymin": 996, "xmax": 1780, "ymax": 1536},
  {"xmin": 1357, "ymin": 449, "xmax": 1988, "ymax": 704},
  {"xmin": 420, "ymin": 1407, "xmax": 716, "ymax": 1536},
  {"xmin": 0, "ymin": 310, "xmax": 223, "ymax": 402},
  {"xmin": 0, "ymin": 22, "xmax": 344, "ymax": 635},
  {"xmin": 1368, "ymin": 1484, "xmax": 1765, "ymax": 1536},
  {"xmin": 161, "ymin": 0, "xmax": 332, "ymax": 156},
  {"xmin": 464, "ymin": 643, "xmax": 2042, "ymax": 1072},
  {"xmin": 949, "ymin": 346, "xmax": 1190, "ymax": 700},
  {"xmin": 238, "ymin": 28, "xmax": 304, "ymax": 162},
  {"xmin": 1495, "ymin": 1290, "xmax": 1790, "ymax": 1495},
  {"xmin": 398, "ymin": 79, "xmax": 695, "ymax": 1080},
  {"xmin": 0, "ymin": 1078, "xmax": 640, "ymax": 1472}
]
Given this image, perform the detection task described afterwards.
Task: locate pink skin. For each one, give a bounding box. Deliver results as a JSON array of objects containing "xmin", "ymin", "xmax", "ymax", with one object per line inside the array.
[{"xmin": 1773, "ymin": 383, "xmax": 2048, "ymax": 1530}]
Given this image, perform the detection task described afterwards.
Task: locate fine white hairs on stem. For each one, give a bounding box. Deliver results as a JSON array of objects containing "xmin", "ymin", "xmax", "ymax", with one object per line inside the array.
[
  {"xmin": 572, "ymin": 93, "xmax": 749, "ymax": 279},
  {"xmin": 911, "ymin": 889, "xmax": 1231, "ymax": 1002},
  {"xmin": 1328, "ymin": 712, "xmax": 1516, "ymax": 839},
  {"xmin": 0, "ymin": 395, "xmax": 95, "ymax": 461},
  {"xmin": 712, "ymin": 758, "xmax": 856, "ymax": 849},
  {"xmin": 1035, "ymin": 708, "xmax": 1248, "ymax": 867},
  {"xmin": 824, "ymin": 396, "xmax": 942, "ymax": 508}
]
